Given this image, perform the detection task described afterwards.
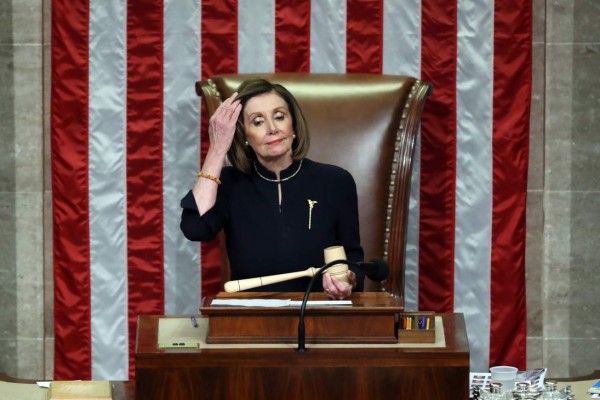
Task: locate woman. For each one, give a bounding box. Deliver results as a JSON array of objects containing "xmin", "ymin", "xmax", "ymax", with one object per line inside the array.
[{"xmin": 180, "ymin": 78, "xmax": 364, "ymax": 299}]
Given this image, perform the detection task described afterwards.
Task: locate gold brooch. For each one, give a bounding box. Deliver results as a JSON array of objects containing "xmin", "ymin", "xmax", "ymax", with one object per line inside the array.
[{"xmin": 307, "ymin": 199, "xmax": 318, "ymax": 230}]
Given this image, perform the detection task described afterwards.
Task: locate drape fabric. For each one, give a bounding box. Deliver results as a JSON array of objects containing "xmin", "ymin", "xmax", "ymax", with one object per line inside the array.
[{"xmin": 51, "ymin": 0, "xmax": 531, "ymax": 380}]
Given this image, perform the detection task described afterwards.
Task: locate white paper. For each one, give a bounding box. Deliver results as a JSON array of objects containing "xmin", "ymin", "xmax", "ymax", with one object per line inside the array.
[
  {"xmin": 211, "ymin": 299, "xmax": 292, "ymax": 307},
  {"xmin": 36, "ymin": 381, "xmax": 51, "ymax": 388},
  {"xmin": 210, "ymin": 299, "xmax": 352, "ymax": 307},
  {"xmin": 289, "ymin": 300, "xmax": 352, "ymax": 306}
]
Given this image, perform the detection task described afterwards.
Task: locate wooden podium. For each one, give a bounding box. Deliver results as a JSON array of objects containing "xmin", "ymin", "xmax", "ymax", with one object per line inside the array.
[
  {"xmin": 200, "ymin": 291, "xmax": 404, "ymax": 344},
  {"xmin": 135, "ymin": 292, "xmax": 470, "ymax": 399}
]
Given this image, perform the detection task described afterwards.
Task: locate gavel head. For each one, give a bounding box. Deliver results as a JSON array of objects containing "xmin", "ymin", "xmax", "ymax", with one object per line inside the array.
[{"xmin": 323, "ymin": 245, "xmax": 350, "ymax": 287}]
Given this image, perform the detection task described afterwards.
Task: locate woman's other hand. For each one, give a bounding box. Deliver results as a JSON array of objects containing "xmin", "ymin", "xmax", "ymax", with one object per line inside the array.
[
  {"xmin": 322, "ymin": 270, "xmax": 356, "ymax": 300},
  {"xmin": 208, "ymin": 92, "xmax": 242, "ymax": 155}
]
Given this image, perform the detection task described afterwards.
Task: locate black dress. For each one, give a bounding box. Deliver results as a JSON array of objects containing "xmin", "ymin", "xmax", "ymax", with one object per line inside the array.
[{"xmin": 180, "ymin": 158, "xmax": 364, "ymax": 292}]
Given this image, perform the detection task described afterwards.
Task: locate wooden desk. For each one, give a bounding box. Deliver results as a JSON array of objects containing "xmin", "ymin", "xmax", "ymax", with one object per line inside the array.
[
  {"xmin": 135, "ymin": 308, "xmax": 470, "ymax": 399},
  {"xmin": 0, "ymin": 374, "xmax": 135, "ymax": 400}
]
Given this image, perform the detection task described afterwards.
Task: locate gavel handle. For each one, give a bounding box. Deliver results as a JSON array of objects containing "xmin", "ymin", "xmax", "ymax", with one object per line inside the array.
[{"xmin": 223, "ymin": 267, "xmax": 320, "ymax": 293}]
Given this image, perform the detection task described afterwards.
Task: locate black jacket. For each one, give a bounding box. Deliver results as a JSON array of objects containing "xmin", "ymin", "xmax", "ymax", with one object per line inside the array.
[{"xmin": 180, "ymin": 158, "xmax": 364, "ymax": 292}]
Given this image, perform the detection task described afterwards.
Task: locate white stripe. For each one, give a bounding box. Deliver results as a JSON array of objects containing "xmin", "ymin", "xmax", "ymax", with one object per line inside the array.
[
  {"xmin": 383, "ymin": 0, "xmax": 422, "ymax": 311},
  {"xmin": 454, "ymin": 0, "xmax": 494, "ymax": 372},
  {"xmin": 238, "ymin": 0, "xmax": 275, "ymax": 73},
  {"xmin": 88, "ymin": 0, "xmax": 128, "ymax": 380},
  {"xmin": 163, "ymin": 0, "xmax": 202, "ymax": 315},
  {"xmin": 403, "ymin": 134, "xmax": 421, "ymax": 312},
  {"xmin": 383, "ymin": 0, "xmax": 421, "ymax": 77},
  {"xmin": 310, "ymin": 0, "xmax": 346, "ymax": 73}
]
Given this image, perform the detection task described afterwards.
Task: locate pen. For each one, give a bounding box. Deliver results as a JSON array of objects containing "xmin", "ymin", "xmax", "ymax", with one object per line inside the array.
[{"xmin": 190, "ymin": 315, "xmax": 198, "ymax": 328}]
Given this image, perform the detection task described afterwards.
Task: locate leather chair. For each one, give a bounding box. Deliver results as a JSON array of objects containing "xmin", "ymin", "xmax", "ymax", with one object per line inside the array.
[{"xmin": 196, "ymin": 73, "xmax": 432, "ymax": 299}]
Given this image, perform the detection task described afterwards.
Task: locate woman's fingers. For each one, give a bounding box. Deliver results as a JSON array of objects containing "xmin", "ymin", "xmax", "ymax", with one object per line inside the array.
[
  {"xmin": 218, "ymin": 92, "xmax": 237, "ymax": 110},
  {"xmin": 346, "ymin": 270, "xmax": 357, "ymax": 289},
  {"xmin": 323, "ymin": 273, "xmax": 352, "ymax": 300},
  {"xmin": 220, "ymin": 93, "xmax": 241, "ymax": 119},
  {"xmin": 208, "ymin": 93, "xmax": 243, "ymax": 152},
  {"xmin": 229, "ymin": 100, "xmax": 242, "ymax": 121}
]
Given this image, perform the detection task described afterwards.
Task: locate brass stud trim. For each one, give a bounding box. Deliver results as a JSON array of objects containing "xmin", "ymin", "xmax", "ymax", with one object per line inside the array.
[
  {"xmin": 208, "ymin": 79, "xmax": 222, "ymax": 101},
  {"xmin": 384, "ymin": 81, "xmax": 418, "ymax": 256}
]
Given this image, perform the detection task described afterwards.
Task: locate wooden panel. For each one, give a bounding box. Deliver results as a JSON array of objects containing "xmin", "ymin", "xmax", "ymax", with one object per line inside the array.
[
  {"xmin": 135, "ymin": 312, "xmax": 470, "ymax": 399},
  {"xmin": 136, "ymin": 365, "xmax": 469, "ymax": 399},
  {"xmin": 201, "ymin": 292, "xmax": 403, "ymax": 344}
]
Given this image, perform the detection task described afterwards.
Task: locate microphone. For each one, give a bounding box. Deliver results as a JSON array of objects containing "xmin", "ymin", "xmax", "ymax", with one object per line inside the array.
[
  {"xmin": 296, "ymin": 258, "xmax": 389, "ymax": 352},
  {"xmin": 354, "ymin": 259, "xmax": 389, "ymax": 281},
  {"xmin": 297, "ymin": 258, "xmax": 349, "ymax": 352}
]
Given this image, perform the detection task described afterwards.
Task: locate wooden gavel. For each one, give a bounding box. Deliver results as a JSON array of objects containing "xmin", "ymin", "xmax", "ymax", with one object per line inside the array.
[
  {"xmin": 224, "ymin": 263, "xmax": 351, "ymax": 292},
  {"xmin": 224, "ymin": 245, "xmax": 351, "ymax": 292}
]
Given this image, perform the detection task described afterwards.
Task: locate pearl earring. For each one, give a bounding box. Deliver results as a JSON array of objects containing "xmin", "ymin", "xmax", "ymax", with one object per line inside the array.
[{"xmin": 245, "ymin": 141, "xmax": 249, "ymax": 146}]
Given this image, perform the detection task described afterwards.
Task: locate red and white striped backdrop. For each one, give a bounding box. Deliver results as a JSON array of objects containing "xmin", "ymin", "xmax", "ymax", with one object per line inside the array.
[{"xmin": 51, "ymin": 0, "xmax": 531, "ymax": 380}]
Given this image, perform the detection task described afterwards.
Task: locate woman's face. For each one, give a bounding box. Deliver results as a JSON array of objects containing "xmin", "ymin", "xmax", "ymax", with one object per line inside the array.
[{"xmin": 243, "ymin": 92, "xmax": 294, "ymax": 166}]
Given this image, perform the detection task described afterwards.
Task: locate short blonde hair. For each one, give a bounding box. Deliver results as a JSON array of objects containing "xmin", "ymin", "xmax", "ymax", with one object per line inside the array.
[{"xmin": 227, "ymin": 78, "xmax": 310, "ymax": 174}]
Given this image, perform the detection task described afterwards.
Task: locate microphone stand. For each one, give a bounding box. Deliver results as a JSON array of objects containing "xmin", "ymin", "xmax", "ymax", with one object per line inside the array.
[{"xmin": 297, "ymin": 259, "xmax": 359, "ymax": 352}]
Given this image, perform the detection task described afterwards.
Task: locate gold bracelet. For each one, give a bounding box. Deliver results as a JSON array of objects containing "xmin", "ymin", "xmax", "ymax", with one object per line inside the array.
[{"xmin": 196, "ymin": 171, "xmax": 221, "ymax": 185}]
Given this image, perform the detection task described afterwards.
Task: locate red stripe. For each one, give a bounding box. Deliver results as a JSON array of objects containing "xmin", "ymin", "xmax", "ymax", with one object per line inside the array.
[
  {"xmin": 490, "ymin": 0, "xmax": 531, "ymax": 370},
  {"xmin": 51, "ymin": 0, "xmax": 92, "ymax": 380},
  {"xmin": 418, "ymin": 0, "xmax": 457, "ymax": 313},
  {"xmin": 275, "ymin": 0, "xmax": 310, "ymax": 72},
  {"xmin": 200, "ymin": 0, "xmax": 238, "ymax": 297},
  {"xmin": 126, "ymin": 0, "xmax": 165, "ymax": 379},
  {"xmin": 346, "ymin": 0, "xmax": 383, "ymax": 73},
  {"xmin": 201, "ymin": 0, "xmax": 238, "ymax": 81}
]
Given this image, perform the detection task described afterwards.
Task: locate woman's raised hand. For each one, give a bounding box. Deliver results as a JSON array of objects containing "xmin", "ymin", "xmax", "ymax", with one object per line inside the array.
[
  {"xmin": 193, "ymin": 93, "xmax": 241, "ymax": 215},
  {"xmin": 208, "ymin": 92, "xmax": 242, "ymax": 155}
]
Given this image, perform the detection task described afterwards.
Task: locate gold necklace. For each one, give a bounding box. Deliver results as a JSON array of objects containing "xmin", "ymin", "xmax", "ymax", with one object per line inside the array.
[{"xmin": 254, "ymin": 159, "xmax": 303, "ymax": 183}]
